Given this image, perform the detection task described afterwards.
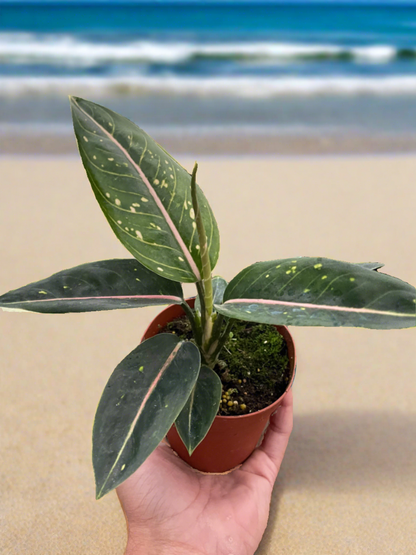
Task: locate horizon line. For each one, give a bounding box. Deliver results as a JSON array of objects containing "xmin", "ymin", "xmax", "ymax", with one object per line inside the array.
[{"xmin": 1, "ymin": 0, "xmax": 416, "ymax": 4}]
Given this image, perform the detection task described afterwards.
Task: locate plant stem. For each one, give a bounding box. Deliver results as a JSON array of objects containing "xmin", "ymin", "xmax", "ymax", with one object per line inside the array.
[
  {"xmin": 206, "ymin": 312, "xmax": 224, "ymax": 355},
  {"xmin": 209, "ymin": 318, "xmax": 235, "ymax": 362},
  {"xmin": 190, "ymin": 162, "xmax": 213, "ymax": 348},
  {"xmin": 195, "ymin": 281, "xmax": 206, "ymax": 329},
  {"xmin": 181, "ymin": 300, "xmax": 202, "ymax": 345},
  {"xmin": 220, "ymin": 318, "xmax": 235, "ymax": 340}
]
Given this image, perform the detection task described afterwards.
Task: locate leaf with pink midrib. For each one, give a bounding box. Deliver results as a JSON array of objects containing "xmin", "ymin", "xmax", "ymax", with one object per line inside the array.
[
  {"xmin": 215, "ymin": 257, "xmax": 416, "ymax": 329},
  {"xmin": 0, "ymin": 259, "xmax": 183, "ymax": 313},
  {"xmin": 93, "ymin": 333, "xmax": 201, "ymax": 498},
  {"xmin": 70, "ymin": 96, "xmax": 219, "ymax": 283}
]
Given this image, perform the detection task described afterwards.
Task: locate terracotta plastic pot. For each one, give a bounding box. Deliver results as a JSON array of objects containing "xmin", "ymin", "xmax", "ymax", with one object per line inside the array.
[{"xmin": 141, "ymin": 298, "xmax": 296, "ymax": 473}]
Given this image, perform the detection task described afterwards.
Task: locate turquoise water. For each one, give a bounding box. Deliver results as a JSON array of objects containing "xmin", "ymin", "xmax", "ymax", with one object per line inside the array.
[{"xmin": 1, "ymin": 1, "xmax": 416, "ymax": 139}]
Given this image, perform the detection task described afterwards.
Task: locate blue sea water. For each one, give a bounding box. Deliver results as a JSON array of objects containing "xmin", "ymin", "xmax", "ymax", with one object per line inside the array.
[{"xmin": 1, "ymin": 1, "xmax": 416, "ymax": 143}]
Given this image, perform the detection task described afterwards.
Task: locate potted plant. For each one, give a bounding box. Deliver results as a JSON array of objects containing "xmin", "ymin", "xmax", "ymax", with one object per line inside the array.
[{"xmin": 0, "ymin": 97, "xmax": 414, "ymax": 500}]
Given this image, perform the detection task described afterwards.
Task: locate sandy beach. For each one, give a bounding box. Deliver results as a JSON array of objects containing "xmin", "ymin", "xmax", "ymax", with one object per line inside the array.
[{"xmin": 1, "ymin": 153, "xmax": 415, "ymax": 554}]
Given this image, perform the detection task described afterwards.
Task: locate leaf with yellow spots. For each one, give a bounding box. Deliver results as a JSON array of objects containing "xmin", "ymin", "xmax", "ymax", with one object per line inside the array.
[
  {"xmin": 93, "ymin": 333, "xmax": 201, "ymax": 498},
  {"xmin": 215, "ymin": 257, "xmax": 416, "ymax": 329},
  {"xmin": 70, "ymin": 97, "xmax": 219, "ymax": 283},
  {"xmin": 0, "ymin": 259, "xmax": 183, "ymax": 313}
]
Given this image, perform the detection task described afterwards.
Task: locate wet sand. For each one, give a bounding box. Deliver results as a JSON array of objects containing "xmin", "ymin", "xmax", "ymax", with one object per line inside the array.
[{"xmin": 2, "ymin": 130, "xmax": 416, "ymax": 156}]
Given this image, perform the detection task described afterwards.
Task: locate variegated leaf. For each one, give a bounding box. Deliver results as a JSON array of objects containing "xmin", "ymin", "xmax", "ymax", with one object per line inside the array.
[
  {"xmin": 93, "ymin": 334, "xmax": 201, "ymax": 499},
  {"xmin": 175, "ymin": 365, "xmax": 222, "ymax": 455},
  {"xmin": 215, "ymin": 257, "xmax": 416, "ymax": 329},
  {"xmin": 70, "ymin": 96, "xmax": 219, "ymax": 283},
  {"xmin": 0, "ymin": 259, "xmax": 183, "ymax": 313}
]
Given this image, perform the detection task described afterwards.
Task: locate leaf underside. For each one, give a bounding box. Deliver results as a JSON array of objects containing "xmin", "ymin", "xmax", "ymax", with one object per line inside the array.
[
  {"xmin": 70, "ymin": 96, "xmax": 220, "ymax": 283},
  {"xmin": 0, "ymin": 259, "xmax": 183, "ymax": 313},
  {"xmin": 215, "ymin": 257, "xmax": 416, "ymax": 329},
  {"xmin": 175, "ymin": 365, "xmax": 222, "ymax": 455},
  {"xmin": 356, "ymin": 262, "xmax": 385, "ymax": 271},
  {"xmin": 195, "ymin": 275, "xmax": 227, "ymax": 314},
  {"xmin": 93, "ymin": 334, "xmax": 201, "ymax": 499}
]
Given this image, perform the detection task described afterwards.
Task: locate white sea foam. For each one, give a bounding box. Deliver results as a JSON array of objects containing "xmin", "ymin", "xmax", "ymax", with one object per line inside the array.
[
  {"xmin": 2, "ymin": 75, "xmax": 416, "ymax": 98},
  {"xmin": 0, "ymin": 33, "xmax": 411, "ymax": 65},
  {"xmin": 351, "ymin": 46, "xmax": 396, "ymax": 63}
]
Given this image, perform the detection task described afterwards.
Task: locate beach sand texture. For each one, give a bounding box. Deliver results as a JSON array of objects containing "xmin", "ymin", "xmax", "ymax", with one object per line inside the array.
[{"xmin": 0, "ymin": 155, "xmax": 415, "ymax": 554}]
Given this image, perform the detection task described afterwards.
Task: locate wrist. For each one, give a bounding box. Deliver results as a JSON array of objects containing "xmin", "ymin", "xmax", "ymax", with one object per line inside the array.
[
  {"xmin": 125, "ymin": 534, "xmax": 156, "ymax": 555},
  {"xmin": 126, "ymin": 531, "xmax": 205, "ymax": 555},
  {"xmin": 125, "ymin": 529, "xmax": 162, "ymax": 555}
]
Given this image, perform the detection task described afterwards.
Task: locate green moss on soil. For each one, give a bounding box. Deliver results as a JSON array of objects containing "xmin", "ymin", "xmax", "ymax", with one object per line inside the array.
[{"xmin": 158, "ymin": 315, "xmax": 291, "ymax": 416}]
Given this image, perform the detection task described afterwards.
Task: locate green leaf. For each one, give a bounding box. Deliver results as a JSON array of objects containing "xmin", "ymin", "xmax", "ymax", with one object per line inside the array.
[
  {"xmin": 93, "ymin": 333, "xmax": 201, "ymax": 499},
  {"xmin": 0, "ymin": 259, "xmax": 183, "ymax": 313},
  {"xmin": 215, "ymin": 257, "xmax": 416, "ymax": 329},
  {"xmin": 195, "ymin": 276, "xmax": 228, "ymax": 314},
  {"xmin": 356, "ymin": 262, "xmax": 385, "ymax": 271},
  {"xmin": 70, "ymin": 96, "xmax": 219, "ymax": 283},
  {"xmin": 174, "ymin": 365, "xmax": 222, "ymax": 455}
]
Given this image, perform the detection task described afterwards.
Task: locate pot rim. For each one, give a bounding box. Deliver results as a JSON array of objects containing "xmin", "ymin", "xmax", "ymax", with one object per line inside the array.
[{"xmin": 143, "ymin": 297, "xmax": 297, "ymax": 421}]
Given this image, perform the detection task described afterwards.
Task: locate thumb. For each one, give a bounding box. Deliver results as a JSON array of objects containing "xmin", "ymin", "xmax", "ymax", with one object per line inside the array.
[{"xmin": 241, "ymin": 389, "xmax": 293, "ymax": 485}]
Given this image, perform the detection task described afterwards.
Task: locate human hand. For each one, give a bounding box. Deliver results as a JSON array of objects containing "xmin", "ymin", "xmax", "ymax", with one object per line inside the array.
[{"xmin": 117, "ymin": 389, "xmax": 293, "ymax": 555}]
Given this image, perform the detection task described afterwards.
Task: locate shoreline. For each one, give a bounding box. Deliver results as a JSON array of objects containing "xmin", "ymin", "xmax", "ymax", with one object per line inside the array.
[{"xmin": 2, "ymin": 131, "xmax": 416, "ymax": 157}]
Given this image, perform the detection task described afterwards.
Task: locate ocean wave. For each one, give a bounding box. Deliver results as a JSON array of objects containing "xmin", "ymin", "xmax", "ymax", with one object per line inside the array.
[
  {"xmin": 2, "ymin": 75, "xmax": 416, "ymax": 97},
  {"xmin": 0, "ymin": 34, "xmax": 414, "ymax": 66}
]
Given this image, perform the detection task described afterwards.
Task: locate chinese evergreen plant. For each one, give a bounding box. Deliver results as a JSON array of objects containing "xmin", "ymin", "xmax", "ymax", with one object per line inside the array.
[{"xmin": 1, "ymin": 97, "xmax": 415, "ymax": 499}]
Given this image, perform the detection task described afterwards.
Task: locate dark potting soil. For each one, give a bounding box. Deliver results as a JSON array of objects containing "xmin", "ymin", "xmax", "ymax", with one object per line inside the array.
[{"xmin": 157, "ymin": 315, "xmax": 292, "ymax": 416}]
